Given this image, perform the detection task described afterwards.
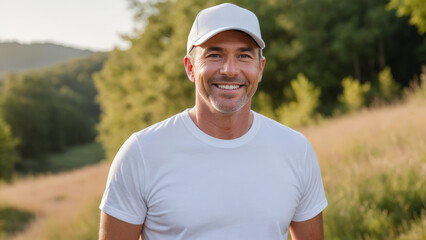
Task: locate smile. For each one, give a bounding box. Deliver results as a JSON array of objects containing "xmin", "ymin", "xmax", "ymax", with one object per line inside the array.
[{"xmin": 216, "ymin": 84, "xmax": 241, "ymax": 90}]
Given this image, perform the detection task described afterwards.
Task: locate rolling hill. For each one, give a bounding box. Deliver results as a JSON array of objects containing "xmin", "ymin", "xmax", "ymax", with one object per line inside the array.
[{"xmin": 0, "ymin": 42, "xmax": 97, "ymax": 75}]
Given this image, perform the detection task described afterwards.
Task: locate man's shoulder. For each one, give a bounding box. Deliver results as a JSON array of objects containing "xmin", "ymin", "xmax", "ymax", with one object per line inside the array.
[{"xmin": 134, "ymin": 110, "xmax": 187, "ymax": 141}]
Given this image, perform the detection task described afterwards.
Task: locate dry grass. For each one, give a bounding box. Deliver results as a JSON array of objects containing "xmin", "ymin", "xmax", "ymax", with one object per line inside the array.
[
  {"xmin": 43, "ymin": 198, "xmax": 101, "ymax": 240},
  {"xmin": 0, "ymin": 98, "xmax": 424, "ymax": 240},
  {"xmin": 300, "ymin": 98, "xmax": 426, "ymax": 239},
  {"xmin": 0, "ymin": 163, "xmax": 110, "ymax": 240}
]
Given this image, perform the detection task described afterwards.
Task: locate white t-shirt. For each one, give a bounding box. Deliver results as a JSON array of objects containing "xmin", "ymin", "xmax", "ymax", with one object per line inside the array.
[{"xmin": 100, "ymin": 109, "xmax": 327, "ymax": 240}]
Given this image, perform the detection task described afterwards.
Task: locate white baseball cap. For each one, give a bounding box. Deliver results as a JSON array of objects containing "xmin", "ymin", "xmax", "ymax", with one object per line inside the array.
[{"xmin": 187, "ymin": 3, "xmax": 265, "ymax": 54}]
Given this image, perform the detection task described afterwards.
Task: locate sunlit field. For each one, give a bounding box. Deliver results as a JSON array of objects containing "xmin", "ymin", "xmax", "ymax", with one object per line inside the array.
[
  {"xmin": 0, "ymin": 143, "xmax": 110, "ymax": 240},
  {"xmin": 305, "ymin": 98, "xmax": 426, "ymax": 239},
  {"xmin": 0, "ymin": 97, "xmax": 424, "ymax": 240}
]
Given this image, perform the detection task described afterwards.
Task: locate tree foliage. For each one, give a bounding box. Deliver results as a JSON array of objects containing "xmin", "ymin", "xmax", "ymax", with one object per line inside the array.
[
  {"xmin": 276, "ymin": 0, "xmax": 423, "ymax": 111},
  {"xmin": 0, "ymin": 115, "xmax": 19, "ymax": 181},
  {"xmin": 252, "ymin": 91, "xmax": 276, "ymax": 119},
  {"xmin": 96, "ymin": 0, "xmax": 425, "ymax": 159},
  {"xmin": 95, "ymin": 0, "xmax": 216, "ymax": 160},
  {"xmin": 387, "ymin": 0, "xmax": 426, "ymax": 34},
  {"xmin": 0, "ymin": 54, "xmax": 107, "ymax": 171}
]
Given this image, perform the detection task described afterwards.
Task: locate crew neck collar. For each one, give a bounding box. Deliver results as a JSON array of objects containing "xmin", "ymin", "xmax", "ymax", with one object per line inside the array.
[{"xmin": 180, "ymin": 109, "xmax": 260, "ymax": 148}]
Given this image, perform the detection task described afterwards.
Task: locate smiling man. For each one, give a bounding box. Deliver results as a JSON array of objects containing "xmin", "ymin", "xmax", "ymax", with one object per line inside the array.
[{"xmin": 99, "ymin": 3, "xmax": 327, "ymax": 240}]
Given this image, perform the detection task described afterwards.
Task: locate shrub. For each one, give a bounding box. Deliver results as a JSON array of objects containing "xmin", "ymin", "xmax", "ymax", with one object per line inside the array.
[
  {"xmin": 378, "ymin": 66, "xmax": 399, "ymax": 102},
  {"xmin": 252, "ymin": 91, "xmax": 276, "ymax": 120},
  {"xmin": 338, "ymin": 76, "xmax": 370, "ymax": 112},
  {"xmin": 0, "ymin": 204, "xmax": 34, "ymax": 238},
  {"xmin": 276, "ymin": 73, "xmax": 321, "ymax": 127}
]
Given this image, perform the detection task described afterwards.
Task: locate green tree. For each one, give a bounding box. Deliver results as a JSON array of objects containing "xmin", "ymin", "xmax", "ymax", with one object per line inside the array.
[
  {"xmin": 95, "ymin": 0, "xmax": 217, "ymax": 160},
  {"xmin": 1, "ymin": 75, "xmax": 56, "ymax": 159},
  {"xmin": 270, "ymin": 0, "xmax": 423, "ymax": 113},
  {"xmin": 0, "ymin": 115, "xmax": 19, "ymax": 181},
  {"xmin": 96, "ymin": 0, "xmax": 425, "ymax": 158},
  {"xmin": 387, "ymin": 0, "xmax": 426, "ymax": 34},
  {"xmin": 0, "ymin": 54, "xmax": 106, "ymax": 171}
]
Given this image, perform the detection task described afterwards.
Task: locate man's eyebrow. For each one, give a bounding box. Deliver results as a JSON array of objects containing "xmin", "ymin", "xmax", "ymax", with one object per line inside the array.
[
  {"xmin": 238, "ymin": 47, "xmax": 255, "ymax": 53},
  {"xmin": 203, "ymin": 46, "xmax": 256, "ymax": 54},
  {"xmin": 205, "ymin": 46, "xmax": 223, "ymax": 52}
]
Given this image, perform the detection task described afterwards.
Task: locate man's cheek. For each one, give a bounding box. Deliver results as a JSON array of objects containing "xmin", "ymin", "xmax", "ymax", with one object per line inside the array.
[{"xmin": 202, "ymin": 78, "xmax": 211, "ymax": 94}]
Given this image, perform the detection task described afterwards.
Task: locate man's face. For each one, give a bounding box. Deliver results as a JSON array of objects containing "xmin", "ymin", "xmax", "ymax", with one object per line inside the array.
[{"xmin": 185, "ymin": 30, "xmax": 266, "ymax": 114}]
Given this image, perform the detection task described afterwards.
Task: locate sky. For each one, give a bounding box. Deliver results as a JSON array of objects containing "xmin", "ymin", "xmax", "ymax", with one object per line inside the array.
[{"xmin": 0, "ymin": 0, "xmax": 135, "ymax": 51}]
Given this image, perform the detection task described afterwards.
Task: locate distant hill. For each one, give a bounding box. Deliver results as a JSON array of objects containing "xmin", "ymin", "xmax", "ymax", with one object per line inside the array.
[{"xmin": 0, "ymin": 42, "xmax": 97, "ymax": 75}]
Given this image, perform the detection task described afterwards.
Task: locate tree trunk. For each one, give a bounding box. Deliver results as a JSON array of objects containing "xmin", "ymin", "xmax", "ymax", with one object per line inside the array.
[
  {"xmin": 353, "ymin": 52, "xmax": 361, "ymax": 80},
  {"xmin": 378, "ymin": 38, "xmax": 385, "ymax": 69}
]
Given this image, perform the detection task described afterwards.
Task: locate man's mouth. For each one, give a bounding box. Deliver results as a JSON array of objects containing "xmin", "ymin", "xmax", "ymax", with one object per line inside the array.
[{"xmin": 215, "ymin": 84, "xmax": 242, "ymax": 90}]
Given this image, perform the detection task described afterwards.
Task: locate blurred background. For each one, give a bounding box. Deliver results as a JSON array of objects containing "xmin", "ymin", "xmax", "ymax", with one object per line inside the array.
[{"xmin": 0, "ymin": 0, "xmax": 425, "ymax": 239}]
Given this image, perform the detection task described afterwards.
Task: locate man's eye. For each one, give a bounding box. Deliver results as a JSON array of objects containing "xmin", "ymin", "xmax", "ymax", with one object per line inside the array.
[
  {"xmin": 239, "ymin": 54, "xmax": 252, "ymax": 59},
  {"xmin": 207, "ymin": 54, "xmax": 221, "ymax": 58}
]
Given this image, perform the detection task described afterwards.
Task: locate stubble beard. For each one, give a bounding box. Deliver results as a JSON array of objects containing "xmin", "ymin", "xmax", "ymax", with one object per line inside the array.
[{"xmin": 199, "ymin": 76, "xmax": 255, "ymax": 114}]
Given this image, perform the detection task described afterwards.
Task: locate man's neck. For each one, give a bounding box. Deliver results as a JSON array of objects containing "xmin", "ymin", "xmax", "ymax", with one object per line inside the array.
[{"xmin": 188, "ymin": 103, "xmax": 253, "ymax": 140}]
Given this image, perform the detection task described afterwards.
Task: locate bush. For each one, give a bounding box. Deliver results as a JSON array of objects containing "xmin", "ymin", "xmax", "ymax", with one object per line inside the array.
[
  {"xmin": 276, "ymin": 73, "xmax": 321, "ymax": 127},
  {"xmin": 0, "ymin": 204, "xmax": 34, "ymax": 238},
  {"xmin": 252, "ymin": 91, "xmax": 276, "ymax": 120},
  {"xmin": 338, "ymin": 76, "xmax": 370, "ymax": 112},
  {"xmin": 378, "ymin": 66, "xmax": 399, "ymax": 102}
]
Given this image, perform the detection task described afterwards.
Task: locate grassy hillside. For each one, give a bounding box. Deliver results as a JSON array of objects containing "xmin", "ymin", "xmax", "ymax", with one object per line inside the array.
[
  {"xmin": 39, "ymin": 97, "xmax": 425, "ymax": 240},
  {"xmin": 0, "ymin": 42, "xmax": 95, "ymax": 75},
  {"xmin": 0, "ymin": 97, "xmax": 424, "ymax": 240},
  {"xmin": 307, "ymin": 99, "xmax": 426, "ymax": 239}
]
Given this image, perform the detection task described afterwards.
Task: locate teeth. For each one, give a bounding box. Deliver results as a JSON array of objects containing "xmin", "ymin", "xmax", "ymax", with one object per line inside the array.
[{"xmin": 217, "ymin": 84, "xmax": 240, "ymax": 90}]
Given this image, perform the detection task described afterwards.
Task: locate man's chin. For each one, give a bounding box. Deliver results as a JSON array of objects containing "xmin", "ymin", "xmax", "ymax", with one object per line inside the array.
[{"xmin": 211, "ymin": 101, "xmax": 250, "ymax": 114}]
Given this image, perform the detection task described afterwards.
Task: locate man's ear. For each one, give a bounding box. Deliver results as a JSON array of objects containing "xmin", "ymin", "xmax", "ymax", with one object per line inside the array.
[
  {"xmin": 184, "ymin": 56, "xmax": 195, "ymax": 82},
  {"xmin": 258, "ymin": 56, "xmax": 266, "ymax": 83}
]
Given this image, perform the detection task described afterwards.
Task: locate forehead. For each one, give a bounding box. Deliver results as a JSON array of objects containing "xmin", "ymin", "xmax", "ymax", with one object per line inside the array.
[{"xmin": 195, "ymin": 30, "xmax": 259, "ymax": 52}]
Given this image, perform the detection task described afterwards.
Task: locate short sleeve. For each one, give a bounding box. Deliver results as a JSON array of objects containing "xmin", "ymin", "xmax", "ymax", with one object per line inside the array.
[
  {"xmin": 292, "ymin": 140, "xmax": 328, "ymax": 222},
  {"xmin": 99, "ymin": 134, "xmax": 148, "ymax": 225}
]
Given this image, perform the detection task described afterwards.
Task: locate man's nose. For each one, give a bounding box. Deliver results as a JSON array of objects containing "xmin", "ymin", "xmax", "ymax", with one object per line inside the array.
[{"xmin": 220, "ymin": 57, "xmax": 239, "ymax": 77}]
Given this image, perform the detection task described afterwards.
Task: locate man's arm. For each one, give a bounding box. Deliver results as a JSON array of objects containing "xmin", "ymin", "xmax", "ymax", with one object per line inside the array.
[
  {"xmin": 289, "ymin": 212, "xmax": 324, "ymax": 240},
  {"xmin": 99, "ymin": 211, "xmax": 143, "ymax": 240}
]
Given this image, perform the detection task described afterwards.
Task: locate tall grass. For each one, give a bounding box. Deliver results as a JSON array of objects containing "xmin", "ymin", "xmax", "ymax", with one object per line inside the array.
[
  {"xmin": 43, "ymin": 198, "xmax": 101, "ymax": 240},
  {"xmin": 311, "ymin": 99, "xmax": 426, "ymax": 239},
  {"xmin": 39, "ymin": 100, "xmax": 425, "ymax": 240}
]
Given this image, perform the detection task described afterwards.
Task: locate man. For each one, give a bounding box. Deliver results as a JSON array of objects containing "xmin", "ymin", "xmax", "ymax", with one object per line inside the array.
[{"xmin": 99, "ymin": 3, "xmax": 327, "ymax": 240}]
